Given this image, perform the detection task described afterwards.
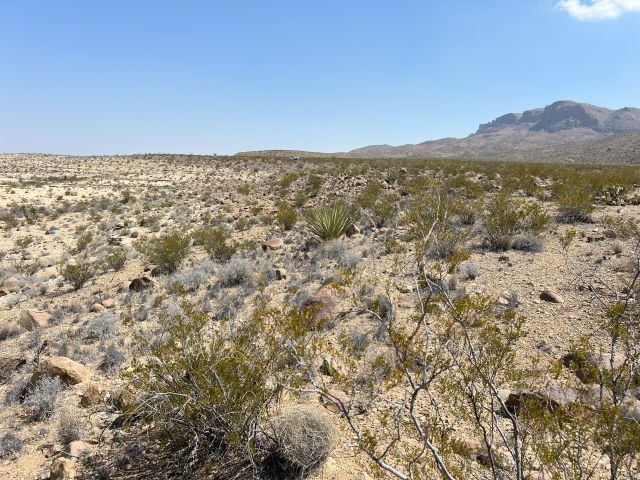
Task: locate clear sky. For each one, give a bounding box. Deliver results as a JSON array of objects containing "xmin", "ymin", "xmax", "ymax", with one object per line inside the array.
[{"xmin": 1, "ymin": 0, "xmax": 639, "ymax": 155}]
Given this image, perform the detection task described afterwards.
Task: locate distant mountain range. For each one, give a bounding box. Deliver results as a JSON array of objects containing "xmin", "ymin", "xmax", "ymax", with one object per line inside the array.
[{"xmin": 237, "ymin": 100, "xmax": 640, "ymax": 164}]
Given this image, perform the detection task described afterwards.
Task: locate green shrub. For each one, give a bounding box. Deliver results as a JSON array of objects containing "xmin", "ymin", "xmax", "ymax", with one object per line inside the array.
[
  {"xmin": 192, "ymin": 226, "xmax": 236, "ymax": 262},
  {"xmin": 405, "ymin": 185, "xmax": 470, "ymax": 262},
  {"xmin": 278, "ymin": 173, "xmax": 298, "ymax": 189},
  {"xmin": 305, "ymin": 202, "xmax": 358, "ymax": 241},
  {"xmin": 306, "ymin": 174, "xmax": 323, "ymax": 197},
  {"xmin": 485, "ymin": 195, "xmax": 549, "ymax": 251},
  {"xmin": 59, "ymin": 255, "xmax": 95, "ymax": 290},
  {"xmin": 357, "ymin": 180, "xmax": 399, "ymax": 228},
  {"xmin": 126, "ymin": 301, "xmax": 318, "ymax": 473},
  {"xmin": 555, "ymin": 187, "xmax": 594, "ymax": 223},
  {"xmin": 140, "ymin": 231, "xmax": 190, "ymax": 273},
  {"xmin": 74, "ymin": 230, "xmax": 93, "ymax": 253},
  {"xmin": 103, "ymin": 247, "xmax": 127, "ymax": 272},
  {"xmin": 276, "ymin": 203, "xmax": 297, "ymax": 231}
]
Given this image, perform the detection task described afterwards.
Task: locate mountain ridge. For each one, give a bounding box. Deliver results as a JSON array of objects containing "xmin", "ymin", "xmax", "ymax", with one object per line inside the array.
[{"xmin": 236, "ymin": 100, "xmax": 640, "ymax": 164}]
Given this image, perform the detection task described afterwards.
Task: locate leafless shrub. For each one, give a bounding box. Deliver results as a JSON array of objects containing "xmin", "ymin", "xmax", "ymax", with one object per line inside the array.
[
  {"xmin": 57, "ymin": 407, "xmax": 86, "ymax": 444},
  {"xmin": 23, "ymin": 375, "xmax": 63, "ymax": 421}
]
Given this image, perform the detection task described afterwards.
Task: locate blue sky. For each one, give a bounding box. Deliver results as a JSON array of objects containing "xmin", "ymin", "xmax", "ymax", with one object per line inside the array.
[{"xmin": 1, "ymin": 1, "xmax": 639, "ymax": 155}]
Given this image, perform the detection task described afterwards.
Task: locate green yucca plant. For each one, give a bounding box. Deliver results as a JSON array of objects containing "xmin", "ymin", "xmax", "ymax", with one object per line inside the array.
[{"xmin": 305, "ymin": 202, "xmax": 357, "ymax": 241}]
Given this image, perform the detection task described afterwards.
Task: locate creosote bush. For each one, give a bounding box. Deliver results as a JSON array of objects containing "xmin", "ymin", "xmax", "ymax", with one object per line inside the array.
[
  {"xmin": 305, "ymin": 202, "xmax": 358, "ymax": 241},
  {"xmin": 555, "ymin": 186, "xmax": 594, "ymax": 223},
  {"xmin": 484, "ymin": 194, "xmax": 549, "ymax": 251},
  {"xmin": 357, "ymin": 180, "xmax": 400, "ymax": 228},
  {"xmin": 192, "ymin": 226, "xmax": 236, "ymax": 262},
  {"xmin": 126, "ymin": 300, "xmax": 323, "ymax": 474},
  {"xmin": 139, "ymin": 231, "xmax": 190, "ymax": 274},
  {"xmin": 102, "ymin": 247, "xmax": 127, "ymax": 272},
  {"xmin": 276, "ymin": 203, "xmax": 297, "ymax": 231},
  {"xmin": 59, "ymin": 255, "xmax": 95, "ymax": 290}
]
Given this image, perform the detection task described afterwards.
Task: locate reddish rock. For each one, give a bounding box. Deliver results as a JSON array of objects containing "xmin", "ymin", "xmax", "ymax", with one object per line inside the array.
[{"xmin": 301, "ymin": 286, "xmax": 339, "ymax": 328}]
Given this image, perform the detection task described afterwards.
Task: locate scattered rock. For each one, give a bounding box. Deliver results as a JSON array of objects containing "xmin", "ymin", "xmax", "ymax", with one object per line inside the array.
[
  {"xmin": 262, "ymin": 238, "xmax": 284, "ymax": 251},
  {"xmin": 49, "ymin": 457, "xmax": 76, "ymax": 480},
  {"xmin": 80, "ymin": 384, "xmax": 104, "ymax": 407},
  {"xmin": 32, "ymin": 356, "xmax": 92, "ymax": 386},
  {"xmin": 320, "ymin": 389, "xmax": 352, "ymax": 414},
  {"xmin": 0, "ymin": 355, "xmax": 26, "ymax": 384},
  {"xmin": 101, "ymin": 298, "xmax": 115, "ymax": 309},
  {"xmin": 318, "ymin": 354, "xmax": 347, "ymax": 378},
  {"xmin": 345, "ymin": 224, "xmax": 360, "ymax": 237},
  {"xmin": 64, "ymin": 440, "xmax": 92, "ymax": 458},
  {"xmin": 19, "ymin": 309, "xmax": 51, "ymax": 330},
  {"xmin": 301, "ymin": 286, "xmax": 339, "ymax": 328},
  {"xmin": 539, "ymin": 290, "xmax": 564, "ymax": 303},
  {"xmin": 90, "ymin": 303, "xmax": 106, "ymax": 313},
  {"xmin": 496, "ymin": 296, "xmax": 510, "ymax": 306},
  {"xmin": 129, "ymin": 275, "xmax": 158, "ymax": 292},
  {"xmin": 275, "ymin": 268, "xmax": 287, "ymax": 280}
]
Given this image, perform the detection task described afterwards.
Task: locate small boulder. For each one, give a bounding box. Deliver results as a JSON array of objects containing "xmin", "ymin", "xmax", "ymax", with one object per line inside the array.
[
  {"xmin": 540, "ymin": 290, "xmax": 564, "ymax": 304},
  {"xmin": 101, "ymin": 298, "xmax": 115, "ymax": 309},
  {"xmin": 49, "ymin": 457, "xmax": 76, "ymax": 480},
  {"xmin": 19, "ymin": 309, "xmax": 51, "ymax": 330},
  {"xmin": 129, "ymin": 276, "xmax": 158, "ymax": 292},
  {"xmin": 2, "ymin": 276, "xmax": 20, "ymax": 293},
  {"xmin": 262, "ymin": 238, "xmax": 284, "ymax": 251},
  {"xmin": 502, "ymin": 386, "xmax": 580, "ymax": 415},
  {"xmin": 301, "ymin": 286, "xmax": 339, "ymax": 328},
  {"xmin": 345, "ymin": 224, "xmax": 360, "ymax": 237},
  {"xmin": 90, "ymin": 303, "xmax": 106, "ymax": 313},
  {"xmin": 32, "ymin": 356, "xmax": 92, "ymax": 386},
  {"xmin": 320, "ymin": 388, "xmax": 352, "ymax": 414},
  {"xmin": 64, "ymin": 440, "xmax": 92, "ymax": 458}
]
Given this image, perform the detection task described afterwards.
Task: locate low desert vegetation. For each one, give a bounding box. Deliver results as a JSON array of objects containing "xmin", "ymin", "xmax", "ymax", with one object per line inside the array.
[
  {"xmin": 137, "ymin": 230, "xmax": 191, "ymax": 273},
  {"xmin": 305, "ymin": 201, "xmax": 358, "ymax": 240},
  {"xmin": 2, "ymin": 153, "xmax": 640, "ymax": 480}
]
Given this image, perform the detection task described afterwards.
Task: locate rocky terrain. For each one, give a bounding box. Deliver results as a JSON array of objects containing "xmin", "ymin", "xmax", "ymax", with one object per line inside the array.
[
  {"xmin": 238, "ymin": 101, "xmax": 640, "ymax": 164},
  {"xmin": 0, "ymin": 153, "xmax": 639, "ymax": 479}
]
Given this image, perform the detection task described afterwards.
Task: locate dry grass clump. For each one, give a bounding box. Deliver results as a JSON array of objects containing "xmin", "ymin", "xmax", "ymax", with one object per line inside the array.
[
  {"xmin": 23, "ymin": 375, "xmax": 63, "ymax": 421},
  {"xmin": 57, "ymin": 407, "xmax": 86, "ymax": 444},
  {"xmin": 267, "ymin": 406, "xmax": 335, "ymax": 475}
]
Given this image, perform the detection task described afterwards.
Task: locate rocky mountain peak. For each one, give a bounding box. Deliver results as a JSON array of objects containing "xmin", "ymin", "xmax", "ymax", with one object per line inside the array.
[{"xmin": 476, "ymin": 100, "xmax": 640, "ymax": 135}]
